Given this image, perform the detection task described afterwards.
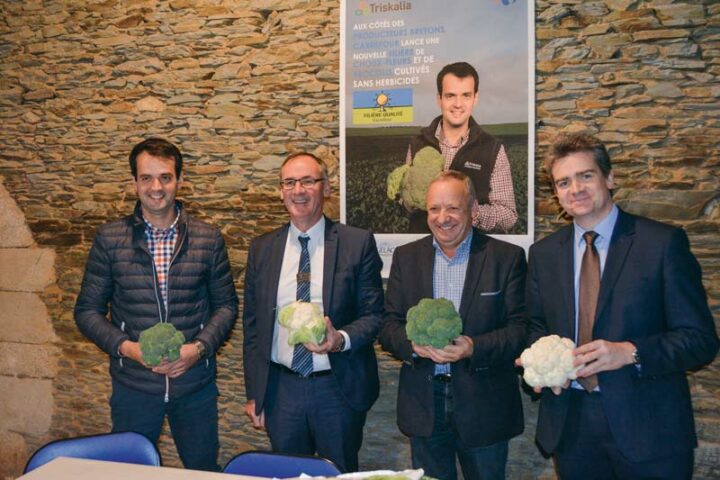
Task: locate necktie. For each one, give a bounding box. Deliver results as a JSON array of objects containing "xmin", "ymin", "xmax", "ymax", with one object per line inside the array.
[
  {"xmin": 577, "ymin": 231, "xmax": 600, "ymax": 392},
  {"xmin": 291, "ymin": 235, "xmax": 313, "ymax": 377}
]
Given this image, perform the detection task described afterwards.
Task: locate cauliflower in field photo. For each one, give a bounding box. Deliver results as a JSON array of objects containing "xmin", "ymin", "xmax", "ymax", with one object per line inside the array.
[
  {"xmin": 386, "ymin": 147, "xmax": 444, "ymax": 211},
  {"xmin": 278, "ymin": 301, "xmax": 326, "ymax": 345},
  {"xmin": 406, "ymin": 297, "xmax": 463, "ymax": 349},
  {"xmin": 519, "ymin": 335, "xmax": 583, "ymax": 388},
  {"xmin": 138, "ymin": 322, "xmax": 186, "ymax": 367}
]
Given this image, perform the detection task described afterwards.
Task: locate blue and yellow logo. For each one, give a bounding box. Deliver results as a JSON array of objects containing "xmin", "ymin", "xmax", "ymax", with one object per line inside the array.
[{"xmin": 352, "ymin": 89, "xmax": 413, "ymax": 125}]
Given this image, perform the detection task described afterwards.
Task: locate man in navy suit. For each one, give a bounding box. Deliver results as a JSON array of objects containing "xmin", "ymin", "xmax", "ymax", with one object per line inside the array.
[
  {"xmin": 521, "ymin": 133, "xmax": 719, "ymax": 479},
  {"xmin": 380, "ymin": 171, "xmax": 526, "ymax": 480},
  {"xmin": 242, "ymin": 152, "xmax": 383, "ymax": 472}
]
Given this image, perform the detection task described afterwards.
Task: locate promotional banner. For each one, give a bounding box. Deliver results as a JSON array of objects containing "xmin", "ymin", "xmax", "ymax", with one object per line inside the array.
[{"xmin": 340, "ymin": 0, "xmax": 534, "ymax": 276}]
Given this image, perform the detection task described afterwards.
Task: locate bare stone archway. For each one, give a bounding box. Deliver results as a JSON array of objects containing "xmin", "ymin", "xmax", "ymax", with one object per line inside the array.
[{"xmin": 0, "ymin": 179, "xmax": 58, "ymax": 478}]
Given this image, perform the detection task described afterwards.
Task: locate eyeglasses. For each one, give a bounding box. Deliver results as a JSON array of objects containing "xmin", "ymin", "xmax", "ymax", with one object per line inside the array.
[{"xmin": 280, "ymin": 177, "xmax": 325, "ymax": 190}]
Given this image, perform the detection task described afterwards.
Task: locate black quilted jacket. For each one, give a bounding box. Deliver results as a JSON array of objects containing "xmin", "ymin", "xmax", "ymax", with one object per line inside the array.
[{"xmin": 75, "ymin": 201, "xmax": 238, "ymax": 399}]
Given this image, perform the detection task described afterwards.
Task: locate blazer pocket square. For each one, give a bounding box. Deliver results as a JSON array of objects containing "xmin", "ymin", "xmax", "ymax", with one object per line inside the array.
[
  {"xmin": 463, "ymin": 161, "xmax": 483, "ymax": 171},
  {"xmin": 479, "ymin": 290, "xmax": 501, "ymax": 296}
]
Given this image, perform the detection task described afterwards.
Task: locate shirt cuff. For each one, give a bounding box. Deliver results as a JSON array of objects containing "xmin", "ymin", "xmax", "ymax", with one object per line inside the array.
[{"xmin": 339, "ymin": 330, "xmax": 351, "ymax": 351}]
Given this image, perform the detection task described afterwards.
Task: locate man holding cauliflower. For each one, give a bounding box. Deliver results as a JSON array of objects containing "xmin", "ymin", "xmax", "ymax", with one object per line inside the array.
[
  {"xmin": 520, "ymin": 133, "xmax": 719, "ymax": 479},
  {"xmin": 380, "ymin": 170, "xmax": 527, "ymax": 480},
  {"xmin": 242, "ymin": 152, "xmax": 384, "ymax": 472}
]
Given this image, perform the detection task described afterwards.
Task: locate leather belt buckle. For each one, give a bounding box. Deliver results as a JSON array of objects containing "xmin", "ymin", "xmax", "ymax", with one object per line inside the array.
[{"xmin": 434, "ymin": 374, "xmax": 452, "ymax": 383}]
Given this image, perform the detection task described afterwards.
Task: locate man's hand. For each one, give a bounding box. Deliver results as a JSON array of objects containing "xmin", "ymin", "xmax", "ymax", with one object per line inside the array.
[
  {"xmin": 574, "ymin": 340, "xmax": 635, "ymax": 377},
  {"xmin": 151, "ymin": 343, "xmax": 200, "ymax": 378},
  {"xmin": 515, "ymin": 356, "xmax": 570, "ymax": 396},
  {"xmin": 412, "ymin": 335, "xmax": 473, "ymax": 363},
  {"xmin": 304, "ymin": 317, "xmax": 343, "ymax": 354},
  {"xmin": 119, "ymin": 340, "xmax": 146, "ymax": 366},
  {"xmin": 244, "ymin": 400, "xmax": 265, "ymax": 430}
]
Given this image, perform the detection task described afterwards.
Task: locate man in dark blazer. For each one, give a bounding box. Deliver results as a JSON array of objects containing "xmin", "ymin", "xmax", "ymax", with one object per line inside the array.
[
  {"xmin": 521, "ymin": 133, "xmax": 719, "ymax": 479},
  {"xmin": 242, "ymin": 152, "xmax": 384, "ymax": 472},
  {"xmin": 380, "ymin": 171, "xmax": 526, "ymax": 480}
]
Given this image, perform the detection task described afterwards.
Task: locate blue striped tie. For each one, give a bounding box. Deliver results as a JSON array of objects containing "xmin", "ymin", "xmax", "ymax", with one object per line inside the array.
[{"xmin": 291, "ymin": 235, "xmax": 313, "ymax": 377}]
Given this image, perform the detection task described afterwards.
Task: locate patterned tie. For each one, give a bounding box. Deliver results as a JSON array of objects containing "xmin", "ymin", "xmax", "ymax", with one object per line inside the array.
[
  {"xmin": 291, "ymin": 235, "xmax": 313, "ymax": 377},
  {"xmin": 577, "ymin": 231, "xmax": 600, "ymax": 392}
]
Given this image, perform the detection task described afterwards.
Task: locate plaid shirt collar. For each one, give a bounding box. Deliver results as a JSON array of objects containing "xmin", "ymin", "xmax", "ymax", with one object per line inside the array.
[{"xmin": 143, "ymin": 208, "xmax": 180, "ymax": 308}]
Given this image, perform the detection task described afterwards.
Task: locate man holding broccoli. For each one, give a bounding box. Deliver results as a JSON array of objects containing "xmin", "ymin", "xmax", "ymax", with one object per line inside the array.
[
  {"xmin": 242, "ymin": 152, "xmax": 384, "ymax": 472},
  {"xmin": 521, "ymin": 133, "xmax": 719, "ymax": 478},
  {"xmin": 380, "ymin": 170, "xmax": 527, "ymax": 480},
  {"xmin": 74, "ymin": 138, "xmax": 238, "ymax": 471},
  {"xmin": 402, "ymin": 62, "xmax": 518, "ymax": 233}
]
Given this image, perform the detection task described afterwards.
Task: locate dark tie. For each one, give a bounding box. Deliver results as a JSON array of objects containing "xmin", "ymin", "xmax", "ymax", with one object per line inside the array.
[
  {"xmin": 291, "ymin": 235, "xmax": 313, "ymax": 377},
  {"xmin": 577, "ymin": 231, "xmax": 600, "ymax": 392}
]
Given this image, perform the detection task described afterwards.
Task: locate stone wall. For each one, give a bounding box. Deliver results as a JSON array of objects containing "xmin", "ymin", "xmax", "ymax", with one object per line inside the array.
[{"xmin": 0, "ymin": 1, "xmax": 717, "ymax": 479}]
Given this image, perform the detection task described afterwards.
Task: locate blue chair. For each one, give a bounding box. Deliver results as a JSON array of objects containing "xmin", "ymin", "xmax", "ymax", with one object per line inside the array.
[
  {"xmin": 223, "ymin": 450, "xmax": 342, "ymax": 478},
  {"xmin": 24, "ymin": 431, "xmax": 161, "ymax": 473}
]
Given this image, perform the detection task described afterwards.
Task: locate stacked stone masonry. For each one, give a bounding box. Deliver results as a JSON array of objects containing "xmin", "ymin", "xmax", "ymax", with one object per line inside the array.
[{"xmin": 0, "ymin": 1, "xmax": 717, "ymax": 478}]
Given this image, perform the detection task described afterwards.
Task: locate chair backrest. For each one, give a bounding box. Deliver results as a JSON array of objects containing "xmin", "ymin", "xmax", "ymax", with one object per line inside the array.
[
  {"xmin": 223, "ymin": 450, "xmax": 342, "ymax": 478},
  {"xmin": 24, "ymin": 431, "xmax": 161, "ymax": 473}
]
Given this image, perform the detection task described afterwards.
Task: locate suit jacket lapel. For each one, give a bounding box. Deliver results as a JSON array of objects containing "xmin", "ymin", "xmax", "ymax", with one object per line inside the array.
[
  {"xmin": 595, "ymin": 210, "xmax": 635, "ymax": 331},
  {"xmin": 265, "ymin": 224, "xmax": 289, "ymax": 328},
  {"xmin": 558, "ymin": 227, "xmax": 576, "ymax": 340},
  {"xmin": 323, "ymin": 217, "xmax": 338, "ymax": 315},
  {"xmin": 459, "ymin": 230, "xmax": 487, "ymax": 320},
  {"xmin": 418, "ymin": 236, "xmax": 435, "ymax": 301}
]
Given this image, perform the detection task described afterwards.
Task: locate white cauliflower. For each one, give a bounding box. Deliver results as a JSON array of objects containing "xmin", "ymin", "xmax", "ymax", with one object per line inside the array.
[
  {"xmin": 278, "ymin": 301, "xmax": 326, "ymax": 345},
  {"xmin": 520, "ymin": 335, "xmax": 583, "ymax": 388}
]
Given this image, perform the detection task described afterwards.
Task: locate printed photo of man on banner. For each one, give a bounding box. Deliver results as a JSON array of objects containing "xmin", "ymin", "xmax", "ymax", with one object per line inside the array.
[{"xmin": 340, "ymin": 0, "xmax": 534, "ymax": 275}]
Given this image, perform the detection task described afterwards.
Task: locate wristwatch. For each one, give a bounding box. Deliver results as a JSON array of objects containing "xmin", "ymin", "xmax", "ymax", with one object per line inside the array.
[
  {"xmin": 332, "ymin": 333, "xmax": 346, "ymax": 353},
  {"xmin": 631, "ymin": 348, "xmax": 641, "ymax": 365},
  {"xmin": 194, "ymin": 340, "xmax": 207, "ymax": 360}
]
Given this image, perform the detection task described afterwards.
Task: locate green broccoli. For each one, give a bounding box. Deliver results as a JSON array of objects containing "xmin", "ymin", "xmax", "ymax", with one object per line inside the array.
[
  {"xmin": 385, "ymin": 147, "xmax": 444, "ymax": 211},
  {"xmin": 138, "ymin": 322, "xmax": 186, "ymax": 366},
  {"xmin": 406, "ymin": 298, "xmax": 462, "ymax": 348},
  {"xmin": 278, "ymin": 301, "xmax": 326, "ymax": 345}
]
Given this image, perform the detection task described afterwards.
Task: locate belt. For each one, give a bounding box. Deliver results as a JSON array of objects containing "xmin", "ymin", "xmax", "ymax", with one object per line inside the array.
[
  {"xmin": 270, "ymin": 362, "xmax": 333, "ymax": 379},
  {"xmin": 434, "ymin": 374, "xmax": 452, "ymax": 383}
]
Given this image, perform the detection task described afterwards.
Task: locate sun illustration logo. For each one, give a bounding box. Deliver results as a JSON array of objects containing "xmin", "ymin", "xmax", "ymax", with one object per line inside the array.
[
  {"xmin": 355, "ymin": 1, "xmax": 371, "ymax": 15},
  {"xmin": 375, "ymin": 91, "xmax": 391, "ymax": 111}
]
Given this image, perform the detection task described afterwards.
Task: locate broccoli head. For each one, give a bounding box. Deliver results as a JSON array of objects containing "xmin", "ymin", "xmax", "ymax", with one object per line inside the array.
[
  {"xmin": 405, "ymin": 297, "xmax": 462, "ymax": 348},
  {"xmin": 278, "ymin": 301, "xmax": 326, "ymax": 345},
  {"xmin": 384, "ymin": 147, "xmax": 444, "ymax": 211},
  {"xmin": 138, "ymin": 322, "xmax": 186, "ymax": 367}
]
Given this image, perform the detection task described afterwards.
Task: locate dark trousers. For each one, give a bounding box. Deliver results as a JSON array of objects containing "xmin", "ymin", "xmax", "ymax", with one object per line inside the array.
[
  {"xmin": 110, "ymin": 379, "xmax": 220, "ymax": 471},
  {"xmin": 264, "ymin": 365, "xmax": 367, "ymax": 472},
  {"xmin": 555, "ymin": 389, "xmax": 693, "ymax": 480},
  {"xmin": 410, "ymin": 378, "xmax": 508, "ymax": 480}
]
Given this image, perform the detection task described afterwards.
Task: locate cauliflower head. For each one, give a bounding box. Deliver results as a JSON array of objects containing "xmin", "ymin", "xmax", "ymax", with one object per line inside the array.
[
  {"xmin": 387, "ymin": 164, "xmax": 410, "ymax": 201},
  {"xmin": 406, "ymin": 297, "xmax": 462, "ymax": 349},
  {"xmin": 399, "ymin": 147, "xmax": 444, "ymax": 211},
  {"xmin": 520, "ymin": 335, "xmax": 583, "ymax": 388},
  {"xmin": 139, "ymin": 322, "xmax": 186, "ymax": 367},
  {"xmin": 278, "ymin": 301, "xmax": 326, "ymax": 345}
]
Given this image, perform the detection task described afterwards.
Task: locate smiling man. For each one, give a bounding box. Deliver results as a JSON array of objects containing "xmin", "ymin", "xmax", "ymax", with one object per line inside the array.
[
  {"xmin": 242, "ymin": 152, "xmax": 383, "ymax": 472},
  {"xmin": 521, "ymin": 133, "xmax": 719, "ymax": 479},
  {"xmin": 380, "ymin": 170, "xmax": 527, "ymax": 480},
  {"xmin": 403, "ymin": 62, "xmax": 518, "ymax": 233},
  {"xmin": 74, "ymin": 138, "xmax": 238, "ymax": 471}
]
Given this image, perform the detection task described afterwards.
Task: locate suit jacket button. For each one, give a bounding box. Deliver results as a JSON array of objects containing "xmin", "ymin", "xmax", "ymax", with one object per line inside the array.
[{"xmin": 427, "ymin": 375, "xmax": 433, "ymax": 382}]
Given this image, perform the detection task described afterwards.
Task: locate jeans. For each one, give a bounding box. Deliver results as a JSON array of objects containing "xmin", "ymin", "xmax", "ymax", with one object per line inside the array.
[
  {"xmin": 110, "ymin": 379, "xmax": 220, "ymax": 471},
  {"xmin": 410, "ymin": 378, "xmax": 508, "ymax": 480}
]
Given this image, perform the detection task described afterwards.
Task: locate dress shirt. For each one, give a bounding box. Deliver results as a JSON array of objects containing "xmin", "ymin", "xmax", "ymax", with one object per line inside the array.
[
  {"xmin": 571, "ymin": 204, "xmax": 619, "ymax": 390},
  {"xmin": 272, "ymin": 217, "xmax": 350, "ymax": 372},
  {"xmin": 432, "ymin": 231, "xmax": 472, "ymax": 375}
]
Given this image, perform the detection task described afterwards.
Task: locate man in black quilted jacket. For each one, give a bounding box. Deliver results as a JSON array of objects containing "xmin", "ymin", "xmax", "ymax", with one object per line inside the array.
[{"xmin": 74, "ymin": 138, "xmax": 238, "ymax": 471}]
